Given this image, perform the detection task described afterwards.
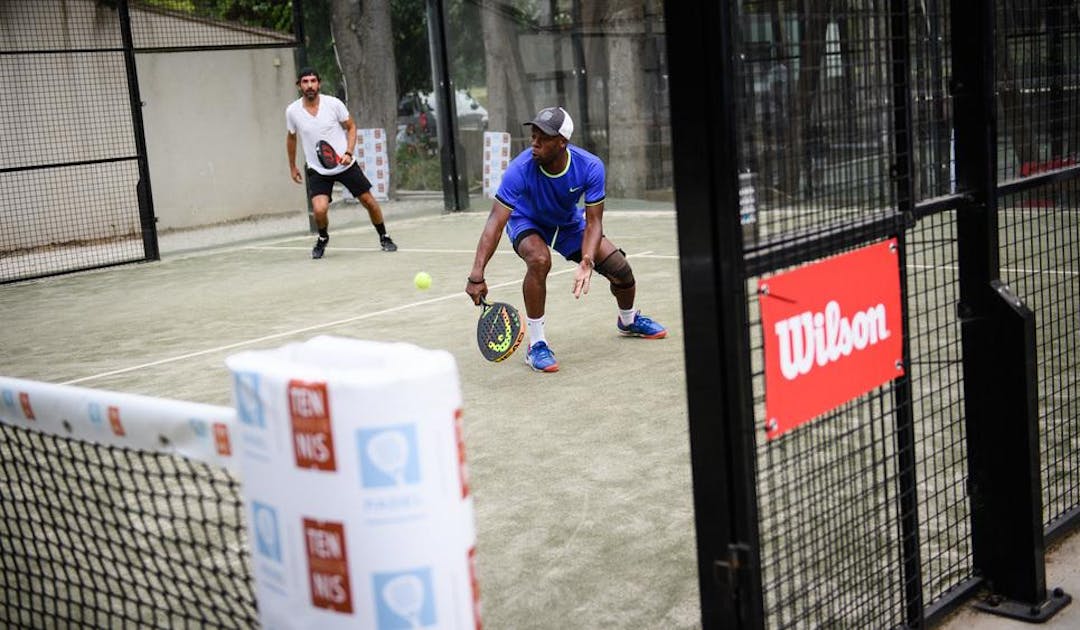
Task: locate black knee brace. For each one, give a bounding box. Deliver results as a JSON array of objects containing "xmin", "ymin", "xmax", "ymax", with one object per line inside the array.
[{"xmin": 594, "ymin": 248, "xmax": 635, "ymax": 290}]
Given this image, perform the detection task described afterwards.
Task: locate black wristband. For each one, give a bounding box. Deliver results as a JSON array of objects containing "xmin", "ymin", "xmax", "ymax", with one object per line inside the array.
[{"xmin": 467, "ymin": 276, "xmax": 485, "ymax": 284}]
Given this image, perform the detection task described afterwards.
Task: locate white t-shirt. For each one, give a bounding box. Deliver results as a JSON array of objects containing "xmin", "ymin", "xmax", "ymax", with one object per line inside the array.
[{"xmin": 285, "ymin": 94, "xmax": 352, "ymax": 176}]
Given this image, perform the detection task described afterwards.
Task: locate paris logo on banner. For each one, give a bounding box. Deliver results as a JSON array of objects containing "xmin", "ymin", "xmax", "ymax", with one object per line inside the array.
[{"xmin": 758, "ymin": 238, "xmax": 904, "ymax": 441}]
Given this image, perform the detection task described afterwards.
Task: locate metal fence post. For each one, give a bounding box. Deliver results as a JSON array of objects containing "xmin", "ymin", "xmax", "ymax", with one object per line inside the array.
[
  {"xmin": 663, "ymin": 1, "xmax": 764, "ymax": 628},
  {"xmin": 117, "ymin": 0, "xmax": 159, "ymax": 261},
  {"xmin": 291, "ymin": 0, "xmax": 318, "ymax": 235},
  {"xmin": 425, "ymin": 0, "xmax": 469, "ymax": 212},
  {"xmin": 887, "ymin": 0, "xmax": 925, "ymax": 626},
  {"xmin": 950, "ymin": 0, "xmax": 1070, "ymax": 621}
]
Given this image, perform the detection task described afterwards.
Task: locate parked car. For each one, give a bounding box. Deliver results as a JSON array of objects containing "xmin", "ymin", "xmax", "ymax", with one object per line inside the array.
[{"xmin": 397, "ymin": 89, "xmax": 489, "ymax": 135}]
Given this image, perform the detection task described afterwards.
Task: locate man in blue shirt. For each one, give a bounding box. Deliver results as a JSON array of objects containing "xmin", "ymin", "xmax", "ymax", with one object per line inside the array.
[{"xmin": 465, "ymin": 106, "xmax": 667, "ymax": 372}]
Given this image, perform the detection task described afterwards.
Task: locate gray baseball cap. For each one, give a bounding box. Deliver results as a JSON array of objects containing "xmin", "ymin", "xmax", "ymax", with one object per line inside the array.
[{"xmin": 524, "ymin": 106, "xmax": 574, "ymax": 140}]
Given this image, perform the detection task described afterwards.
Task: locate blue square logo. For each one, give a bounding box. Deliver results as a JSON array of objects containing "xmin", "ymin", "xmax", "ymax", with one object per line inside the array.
[
  {"xmin": 234, "ymin": 372, "xmax": 264, "ymax": 428},
  {"xmin": 87, "ymin": 402, "xmax": 104, "ymax": 426},
  {"xmin": 357, "ymin": 425, "xmax": 421, "ymax": 488},
  {"xmin": 188, "ymin": 417, "xmax": 209, "ymax": 438},
  {"xmin": 252, "ymin": 501, "xmax": 281, "ymax": 562},
  {"xmin": 373, "ymin": 567, "xmax": 436, "ymax": 628}
]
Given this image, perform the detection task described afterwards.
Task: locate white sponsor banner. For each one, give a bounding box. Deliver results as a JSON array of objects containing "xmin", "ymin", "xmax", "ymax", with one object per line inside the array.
[
  {"xmin": 226, "ymin": 336, "xmax": 480, "ymax": 629},
  {"xmin": 482, "ymin": 131, "xmax": 512, "ymax": 199},
  {"xmin": 0, "ymin": 376, "xmax": 237, "ymax": 472},
  {"xmin": 342, "ymin": 128, "xmax": 390, "ymax": 202}
]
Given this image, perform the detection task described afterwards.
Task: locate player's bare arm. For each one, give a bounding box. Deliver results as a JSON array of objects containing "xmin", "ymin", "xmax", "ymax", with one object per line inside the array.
[
  {"xmin": 466, "ymin": 203, "xmax": 512, "ymax": 304},
  {"xmin": 340, "ymin": 117, "xmax": 357, "ymax": 165},
  {"xmin": 286, "ymin": 131, "xmax": 301, "ymax": 183},
  {"xmin": 573, "ymin": 201, "xmax": 605, "ymax": 298}
]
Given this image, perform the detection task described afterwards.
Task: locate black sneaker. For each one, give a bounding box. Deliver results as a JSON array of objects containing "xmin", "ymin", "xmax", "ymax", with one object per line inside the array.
[
  {"xmin": 380, "ymin": 235, "xmax": 398, "ymax": 252},
  {"xmin": 312, "ymin": 236, "xmax": 329, "ymax": 259}
]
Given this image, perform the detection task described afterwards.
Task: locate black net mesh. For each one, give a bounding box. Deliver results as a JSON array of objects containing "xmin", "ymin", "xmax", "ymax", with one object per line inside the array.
[{"xmin": 0, "ymin": 422, "xmax": 257, "ymax": 628}]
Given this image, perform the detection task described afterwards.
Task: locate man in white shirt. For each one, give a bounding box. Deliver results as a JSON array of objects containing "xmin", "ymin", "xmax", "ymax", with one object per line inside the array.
[{"xmin": 286, "ymin": 67, "xmax": 397, "ymax": 258}]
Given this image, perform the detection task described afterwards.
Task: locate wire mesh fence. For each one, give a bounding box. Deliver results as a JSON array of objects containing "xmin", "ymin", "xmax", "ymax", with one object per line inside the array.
[
  {"xmin": 0, "ymin": 0, "xmax": 297, "ymax": 284},
  {"xmin": 0, "ymin": 1, "xmax": 147, "ymax": 284},
  {"xmin": 728, "ymin": 0, "xmax": 1079, "ymax": 627}
]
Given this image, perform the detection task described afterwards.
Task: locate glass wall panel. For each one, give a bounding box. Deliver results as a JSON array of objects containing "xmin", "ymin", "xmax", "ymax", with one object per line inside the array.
[{"xmin": 436, "ymin": 0, "xmax": 672, "ymax": 204}]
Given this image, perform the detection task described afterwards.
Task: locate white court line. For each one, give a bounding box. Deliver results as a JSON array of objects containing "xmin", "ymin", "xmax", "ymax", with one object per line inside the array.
[
  {"xmin": 61, "ymin": 251, "xmax": 655, "ymax": 385},
  {"xmin": 246, "ymin": 246, "xmax": 679, "ymax": 258},
  {"xmin": 246, "ymin": 246, "xmax": 513, "ymax": 254}
]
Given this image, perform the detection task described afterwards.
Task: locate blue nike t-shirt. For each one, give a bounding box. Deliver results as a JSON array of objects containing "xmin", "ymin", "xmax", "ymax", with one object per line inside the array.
[{"xmin": 495, "ymin": 144, "xmax": 606, "ymax": 227}]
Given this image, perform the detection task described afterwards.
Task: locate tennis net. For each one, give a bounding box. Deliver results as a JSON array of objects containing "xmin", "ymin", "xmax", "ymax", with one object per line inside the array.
[{"xmin": 0, "ymin": 377, "xmax": 256, "ymax": 628}]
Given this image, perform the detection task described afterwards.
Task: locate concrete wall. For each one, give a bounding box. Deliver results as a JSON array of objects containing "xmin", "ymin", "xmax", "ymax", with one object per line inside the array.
[
  {"xmin": 138, "ymin": 49, "xmax": 304, "ymax": 230},
  {"xmin": 0, "ymin": 1, "xmax": 304, "ymax": 253}
]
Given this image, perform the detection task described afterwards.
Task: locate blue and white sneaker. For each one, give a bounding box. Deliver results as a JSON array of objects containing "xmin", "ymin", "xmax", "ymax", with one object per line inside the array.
[
  {"xmin": 617, "ymin": 312, "xmax": 668, "ymax": 339},
  {"xmin": 525, "ymin": 341, "xmax": 559, "ymax": 372}
]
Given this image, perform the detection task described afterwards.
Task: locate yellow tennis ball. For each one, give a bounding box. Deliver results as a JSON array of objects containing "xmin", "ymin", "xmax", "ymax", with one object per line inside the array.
[{"xmin": 413, "ymin": 271, "xmax": 432, "ymax": 289}]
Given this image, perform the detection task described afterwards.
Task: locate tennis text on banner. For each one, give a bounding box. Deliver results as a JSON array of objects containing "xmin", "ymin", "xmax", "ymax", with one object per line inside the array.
[
  {"xmin": 19, "ymin": 392, "xmax": 34, "ymax": 420},
  {"xmin": 289, "ymin": 380, "xmax": 337, "ymax": 471},
  {"xmin": 303, "ymin": 518, "xmax": 354, "ymax": 614},
  {"xmin": 759, "ymin": 238, "xmax": 904, "ymax": 440}
]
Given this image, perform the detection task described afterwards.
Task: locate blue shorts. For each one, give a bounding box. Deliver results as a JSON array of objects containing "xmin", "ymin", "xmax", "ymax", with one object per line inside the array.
[{"xmin": 507, "ymin": 213, "xmax": 586, "ymax": 260}]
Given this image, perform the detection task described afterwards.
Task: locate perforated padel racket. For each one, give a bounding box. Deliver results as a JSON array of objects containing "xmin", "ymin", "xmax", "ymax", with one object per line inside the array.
[
  {"xmin": 316, "ymin": 140, "xmax": 340, "ymax": 169},
  {"xmin": 476, "ymin": 298, "xmax": 524, "ymax": 362}
]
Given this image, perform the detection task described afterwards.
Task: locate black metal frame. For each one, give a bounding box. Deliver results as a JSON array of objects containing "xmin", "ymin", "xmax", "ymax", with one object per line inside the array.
[
  {"xmin": 426, "ymin": 0, "xmax": 470, "ymax": 212},
  {"xmin": 119, "ymin": 0, "xmax": 160, "ymax": 263},
  {"xmin": 950, "ymin": 0, "xmax": 1070, "ymax": 621},
  {"xmin": 664, "ymin": 1, "xmax": 763, "ymax": 627},
  {"xmin": 666, "ymin": 0, "xmax": 1077, "ymax": 627},
  {"xmin": 887, "ymin": 1, "xmax": 925, "ymax": 626}
]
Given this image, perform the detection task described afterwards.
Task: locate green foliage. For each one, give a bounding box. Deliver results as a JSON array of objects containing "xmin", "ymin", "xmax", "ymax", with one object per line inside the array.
[
  {"xmin": 389, "ymin": 0, "xmax": 488, "ymax": 97},
  {"xmin": 445, "ymin": 0, "xmax": 485, "ymax": 89},
  {"xmin": 391, "ymin": 0, "xmax": 432, "ymax": 95},
  {"xmin": 395, "ymin": 138, "xmax": 441, "ymax": 190},
  {"xmin": 298, "ymin": 0, "xmax": 343, "ymax": 98},
  {"xmin": 133, "ymin": 0, "xmax": 293, "ymax": 32},
  {"xmin": 201, "ymin": 0, "xmax": 293, "ymax": 31}
]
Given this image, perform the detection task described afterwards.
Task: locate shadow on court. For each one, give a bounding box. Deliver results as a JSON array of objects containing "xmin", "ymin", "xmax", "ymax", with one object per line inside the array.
[{"xmin": 0, "ymin": 195, "xmax": 698, "ymax": 629}]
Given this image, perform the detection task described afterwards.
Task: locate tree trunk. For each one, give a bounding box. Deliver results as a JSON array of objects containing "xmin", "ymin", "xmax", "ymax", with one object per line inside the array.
[
  {"xmin": 582, "ymin": 0, "xmax": 610, "ymax": 156},
  {"xmin": 481, "ymin": 0, "xmax": 533, "ymax": 150},
  {"xmin": 604, "ymin": 1, "xmax": 647, "ymax": 198},
  {"xmin": 792, "ymin": 0, "xmax": 829, "ymax": 199},
  {"xmin": 330, "ymin": 0, "xmax": 399, "ymax": 193}
]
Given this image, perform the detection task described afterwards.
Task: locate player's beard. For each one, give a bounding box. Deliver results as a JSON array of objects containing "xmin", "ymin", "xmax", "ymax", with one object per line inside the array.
[
  {"xmin": 531, "ymin": 150, "xmax": 557, "ymax": 169},
  {"xmin": 303, "ymin": 88, "xmax": 318, "ymax": 101}
]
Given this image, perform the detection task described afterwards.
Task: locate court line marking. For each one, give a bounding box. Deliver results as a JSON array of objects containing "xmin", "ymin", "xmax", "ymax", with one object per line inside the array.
[
  {"xmin": 246, "ymin": 246, "xmax": 517, "ymax": 254},
  {"xmin": 60, "ymin": 251, "xmax": 656, "ymax": 385},
  {"xmin": 245, "ymin": 246, "xmax": 679, "ymax": 259}
]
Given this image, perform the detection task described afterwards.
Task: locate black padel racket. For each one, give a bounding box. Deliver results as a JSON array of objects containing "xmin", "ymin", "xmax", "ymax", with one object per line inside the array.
[
  {"xmin": 476, "ymin": 298, "xmax": 524, "ymax": 362},
  {"xmin": 316, "ymin": 140, "xmax": 340, "ymax": 169}
]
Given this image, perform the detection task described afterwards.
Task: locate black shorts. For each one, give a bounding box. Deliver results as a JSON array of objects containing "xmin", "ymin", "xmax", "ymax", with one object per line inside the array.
[{"xmin": 306, "ymin": 163, "xmax": 372, "ymax": 201}]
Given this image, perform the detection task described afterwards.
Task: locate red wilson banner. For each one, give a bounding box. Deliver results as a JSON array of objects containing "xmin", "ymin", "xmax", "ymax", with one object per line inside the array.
[{"xmin": 758, "ymin": 238, "xmax": 904, "ymax": 441}]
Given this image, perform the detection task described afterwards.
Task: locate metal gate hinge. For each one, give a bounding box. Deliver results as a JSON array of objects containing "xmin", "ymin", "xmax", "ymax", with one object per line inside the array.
[{"xmin": 714, "ymin": 542, "xmax": 752, "ymax": 597}]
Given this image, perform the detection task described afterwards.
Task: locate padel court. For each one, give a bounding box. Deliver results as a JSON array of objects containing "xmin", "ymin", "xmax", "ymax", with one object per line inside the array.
[{"xmin": 0, "ymin": 201, "xmax": 696, "ymax": 629}]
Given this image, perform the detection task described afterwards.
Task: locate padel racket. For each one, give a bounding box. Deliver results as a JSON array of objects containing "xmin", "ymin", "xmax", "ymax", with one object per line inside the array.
[
  {"xmin": 476, "ymin": 298, "xmax": 524, "ymax": 362},
  {"xmin": 316, "ymin": 140, "xmax": 340, "ymax": 169}
]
